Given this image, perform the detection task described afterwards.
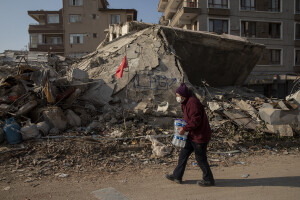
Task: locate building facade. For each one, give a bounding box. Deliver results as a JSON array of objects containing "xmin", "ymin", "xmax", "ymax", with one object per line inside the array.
[
  {"xmin": 158, "ymin": 0, "xmax": 300, "ymax": 97},
  {"xmin": 28, "ymin": 0, "xmax": 137, "ymax": 57}
]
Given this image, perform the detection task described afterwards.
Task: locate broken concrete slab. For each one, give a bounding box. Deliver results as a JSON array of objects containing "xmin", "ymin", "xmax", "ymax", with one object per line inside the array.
[
  {"xmin": 286, "ymin": 90, "xmax": 300, "ymax": 105},
  {"xmin": 266, "ymin": 124, "xmax": 293, "ymax": 137},
  {"xmin": 92, "ymin": 187, "xmax": 129, "ymax": 200},
  {"xmin": 235, "ymin": 100, "xmax": 259, "ymax": 120},
  {"xmin": 277, "ymin": 101, "xmax": 289, "ymax": 110},
  {"xmin": 81, "ymin": 81, "xmax": 114, "ymax": 106},
  {"xmin": 223, "ymin": 110, "xmax": 260, "ymax": 130},
  {"xmin": 16, "ymin": 100, "xmax": 38, "ymax": 116},
  {"xmin": 65, "ymin": 110, "xmax": 81, "ymax": 127},
  {"xmin": 259, "ymin": 103, "xmax": 300, "ymax": 125},
  {"xmin": 70, "ymin": 22, "xmax": 264, "ymax": 112}
]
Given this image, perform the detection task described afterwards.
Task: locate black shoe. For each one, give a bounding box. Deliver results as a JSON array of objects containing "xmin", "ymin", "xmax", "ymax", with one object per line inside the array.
[
  {"xmin": 197, "ymin": 180, "xmax": 215, "ymax": 187},
  {"xmin": 165, "ymin": 174, "xmax": 182, "ymax": 184}
]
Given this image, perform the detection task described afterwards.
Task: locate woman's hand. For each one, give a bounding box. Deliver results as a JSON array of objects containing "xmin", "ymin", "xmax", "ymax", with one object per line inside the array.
[{"xmin": 179, "ymin": 128, "xmax": 185, "ymax": 135}]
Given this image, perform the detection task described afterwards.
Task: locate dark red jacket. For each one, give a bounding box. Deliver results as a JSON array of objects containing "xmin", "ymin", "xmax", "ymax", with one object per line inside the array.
[{"xmin": 182, "ymin": 96, "xmax": 212, "ymax": 143}]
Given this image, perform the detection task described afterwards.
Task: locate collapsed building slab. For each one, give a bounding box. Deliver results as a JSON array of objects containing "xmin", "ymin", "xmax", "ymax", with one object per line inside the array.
[{"xmin": 71, "ymin": 22, "xmax": 264, "ymax": 108}]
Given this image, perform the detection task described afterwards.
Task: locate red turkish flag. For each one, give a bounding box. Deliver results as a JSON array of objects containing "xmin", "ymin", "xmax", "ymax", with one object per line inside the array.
[{"xmin": 115, "ymin": 56, "xmax": 128, "ymax": 79}]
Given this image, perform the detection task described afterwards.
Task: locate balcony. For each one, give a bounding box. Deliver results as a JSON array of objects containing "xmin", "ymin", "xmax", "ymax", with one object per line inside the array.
[
  {"xmin": 207, "ymin": 8, "xmax": 230, "ymax": 16},
  {"xmin": 29, "ymin": 24, "xmax": 63, "ymax": 34},
  {"xmin": 158, "ymin": 0, "xmax": 169, "ymax": 12},
  {"xmin": 29, "ymin": 44, "xmax": 64, "ymax": 53},
  {"xmin": 170, "ymin": 1, "xmax": 201, "ymax": 28},
  {"xmin": 159, "ymin": 15, "xmax": 169, "ymax": 25},
  {"xmin": 164, "ymin": 0, "xmax": 183, "ymax": 20}
]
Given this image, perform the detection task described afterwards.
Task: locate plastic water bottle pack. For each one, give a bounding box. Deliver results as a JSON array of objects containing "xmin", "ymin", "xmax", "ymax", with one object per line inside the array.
[{"xmin": 172, "ymin": 119, "xmax": 188, "ymax": 148}]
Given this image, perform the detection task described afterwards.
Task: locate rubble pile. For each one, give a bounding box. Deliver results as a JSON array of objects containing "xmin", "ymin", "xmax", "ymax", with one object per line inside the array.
[{"xmin": 0, "ymin": 23, "xmax": 299, "ymax": 180}]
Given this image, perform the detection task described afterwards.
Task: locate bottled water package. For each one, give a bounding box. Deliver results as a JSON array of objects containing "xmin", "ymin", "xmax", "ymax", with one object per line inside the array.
[{"xmin": 172, "ymin": 119, "xmax": 188, "ymax": 148}]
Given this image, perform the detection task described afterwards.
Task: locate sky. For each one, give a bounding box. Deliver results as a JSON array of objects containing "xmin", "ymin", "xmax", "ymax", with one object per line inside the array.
[{"xmin": 0, "ymin": 0, "xmax": 161, "ymax": 53}]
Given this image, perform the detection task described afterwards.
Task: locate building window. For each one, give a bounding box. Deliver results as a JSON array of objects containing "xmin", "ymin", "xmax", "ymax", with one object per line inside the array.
[
  {"xmin": 69, "ymin": 15, "xmax": 82, "ymax": 23},
  {"xmin": 70, "ymin": 34, "xmax": 84, "ymax": 44},
  {"xmin": 296, "ymin": 50, "xmax": 300, "ymax": 65},
  {"xmin": 127, "ymin": 14, "xmax": 133, "ymax": 22},
  {"xmin": 297, "ymin": 0, "xmax": 300, "ymax": 13},
  {"xmin": 69, "ymin": 0, "xmax": 83, "ymax": 6},
  {"xmin": 240, "ymin": 0, "xmax": 255, "ymax": 11},
  {"xmin": 270, "ymin": 49, "xmax": 281, "ymax": 65},
  {"xmin": 296, "ymin": 23, "xmax": 300, "ymax": 39},
  {"xmin": 241, "ymin": 21, "xmax": 256, "ymax": 37},
  {"xmin": 258, "ymin": 49, "xmax": 281, "ymax": 65},
  {"xmin": 209, "ymin": 19, "xmax": 228, "ymax": 34},
  {"xmin": 47, "ymin": 14, "xmax": 59, "ymax": 24},
  {"xmin": 241, "ymin": 21, "xmax": 281, "ymax": 39},
  {"xmin": 208, "ymin": 0, "xmax": 228, "ymax": 9},
  {"xmin": 30, "ymin": 35, "xmax": 38, "ymax": 48},
  {"xmin": 111, "ymin": 15, "xmax": 120, "ymax": 24},
  {"xmin": 50, "ymin": 37, "xmax": 62, "ymax": 45},
  {"xmin": 269, "ymin": 23, "xmax": 281, "ymax": 38},
  {"xmin": 269, "ymin": 0, "xmax": 280, "ymax": 12},
  {"xmin": 93, "ymin": 33, "xmax": 98, "ymax": 38}
]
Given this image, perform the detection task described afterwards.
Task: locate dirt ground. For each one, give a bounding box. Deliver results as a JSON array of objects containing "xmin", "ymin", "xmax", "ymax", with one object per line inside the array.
[{"xmin": 1, "ymin": 153, "xmax": 300, "ymax": 200}]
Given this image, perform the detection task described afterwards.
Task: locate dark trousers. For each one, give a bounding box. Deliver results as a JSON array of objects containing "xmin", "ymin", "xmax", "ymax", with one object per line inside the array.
[{"xmin": 173, "ymin": 139, "xmax": 214, "ymax": 182}]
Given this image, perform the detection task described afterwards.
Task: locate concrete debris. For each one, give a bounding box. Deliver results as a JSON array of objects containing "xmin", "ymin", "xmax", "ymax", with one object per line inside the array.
[
  {"xmin": 208, "ymin": 102, "xmax": 222, "ymax": 112},
  {"xmin": 65, "ymin": 110, "xmax": 81, "ymax": 127},
  {"xmin": 286, "ymin": 90, "xmax": 300, "ymax": 105},
  {"xmin": 20, "ymin": 123, "xmax": 40, "ymax": 140},
  {"xmin": 157, "ymin": 101, "xmax": 169, "ymax": 113},
  {"xmin": 43, "ymin": 107, "xmax": 67, "ymax": 131},
  {"xmin": 36, "ymin": 121, "xmax": 50, "ymax": 136},
  {"xmin": 259, "ymin": 104, "xmax": 300, "ymax": 125},
  {"xmin": 266, "ymin": 124, "xmax": 294, "ymax": 137},
  {"xmin": 146, "ymin": 135, "xmax": 170, "ymax": 157},
  {"xmin": 16, "ymin": 100, "xmax": 38, "ymax": 116},
  {"xmin": 235, "ymin": 99, "xmax": 259, "ymax": 120}
]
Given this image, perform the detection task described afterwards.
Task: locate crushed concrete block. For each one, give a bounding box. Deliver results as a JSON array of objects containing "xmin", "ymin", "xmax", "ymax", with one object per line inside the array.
[
  {"xmin": 81, "ymin": 81, "xmax": 114, "ymax": 106},
  {"xmin": 134, "ymin": 102, "xmax": 148, "ymax": 113},
  {"xmin": 266, "ymin": 124, "xmax": 293, "ymax": 137},
  {"xmin": 259, "ymin": 104, "xmax": 300, "ymax": 125},
  {"xmin": 157, "ymin": 101, "xmax": 169, "ymax": 113},
  {"xmin": 277, "ymin": 101, "xmax": 289, "ymax": 110},
  {"xmin": 286, "ymin": 90, "xmax": 300, "ymax": 105},
  {"xmin": 223, "ymin": 110, "xmax": 260, "ymax": 130},
  {"xmin": 208, "ymin": 102, "xmax": 222, "ymax": 112},
  {"xmin": 235, "ymin": 100, "xmax": 258, "ymax": 119},
  {"xmin": 43, "ymin": 107, "xmax": 67, "ymax": 130},
  {"xmin": 16, "ymin": 100, "xmax": 38, "ymax": 116},
  {"xmin": 65, "ymin": 110, "xmax": 81, "ymax": 127},
  {"xmin": 20, "ymin": 123, "xmax": 40, "ymax": 140},
  {"xmin": 69, "ymin": 68, "xmax": 89, "ymax": 83}
]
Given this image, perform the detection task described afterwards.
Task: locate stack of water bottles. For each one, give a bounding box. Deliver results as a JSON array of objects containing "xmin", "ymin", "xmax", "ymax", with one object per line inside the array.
[{"xmin": 172, "ymin": 119, "xmax": 188, "ymax": 148}]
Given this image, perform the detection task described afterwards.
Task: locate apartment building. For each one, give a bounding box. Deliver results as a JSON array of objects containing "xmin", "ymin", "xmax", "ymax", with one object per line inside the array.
[
  {"xmin": 158, "ymin": 0, "xmax": 300, "ymax": 97},
  {"xmin": 28, "ymin": 10, "xmax": 64, "ymax": 55},
  {"xmin": 28, "ymin": 0, "xmax": 137, "ymax": 57}
]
